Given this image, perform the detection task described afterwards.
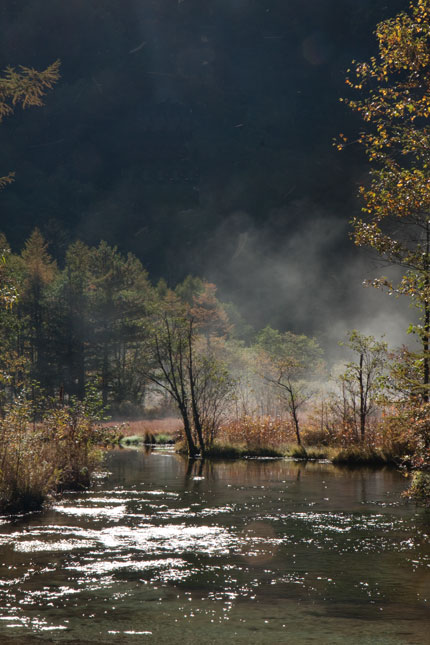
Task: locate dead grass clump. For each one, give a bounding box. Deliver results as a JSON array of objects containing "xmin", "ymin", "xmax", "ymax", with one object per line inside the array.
[
  {"xmin": 0, "ymin": 395, "xmax": 110, "ymax": 513},
  {"xmin": 218, "ymin": 416, "xmax": 291, "ymax": 450},
  {"xmin": 0, "ymin": 401, "xmax": 59, "ymax": 513},
  {"xmin": 109, "ymin": 417, "xmax": 182, "ymax": 440},
  {"xmin": 331, "ymin": 445, "xmax": 390, "ymax": 467}
]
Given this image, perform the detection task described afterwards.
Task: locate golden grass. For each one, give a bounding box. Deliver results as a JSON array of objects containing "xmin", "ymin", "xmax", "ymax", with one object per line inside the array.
[
  {"xmin": 218, "ymin": 415, "xmax": 293, "ymax": 449},
  {"xmin": 104, "ymin": 417, "xmax": 183, "ymax": 439}
]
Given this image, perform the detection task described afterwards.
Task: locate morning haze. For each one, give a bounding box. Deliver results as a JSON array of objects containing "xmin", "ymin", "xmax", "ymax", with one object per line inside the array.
[{"xmin": 0, "ymin": 0, "xmax": 409, "ymax": 343}]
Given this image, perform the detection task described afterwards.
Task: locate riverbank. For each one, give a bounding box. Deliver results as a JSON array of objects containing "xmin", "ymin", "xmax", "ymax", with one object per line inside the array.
[
  {"xmin": 115, "ymin": 417, "xmax": 405, "ymax": 468},
  {"xmin": 195, "ymin": 442, "xmax": 402, "ymax": 467},
  {"xmin": 0, "ymin": 402, "xmax": 116, "ymax": 516},
  {"xmin": 0, "ymin": 413, "xmax": 408, "ymax": 517},
  {"xmin": 119, "ymin": 433, "xmax": 403, "ymax": 468}
]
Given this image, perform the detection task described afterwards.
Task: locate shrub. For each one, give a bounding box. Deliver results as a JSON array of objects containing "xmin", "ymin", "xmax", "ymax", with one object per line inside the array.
[
  {"xmin": 218, "ymin": 415, "xmax": 290, "ymax": 450},
  {"xmin": 42, "ymin": 407, "xmax": 103, "ymax": 490},
  {"xmin": 331, "ymin": 445, "xmax": 388, "ymax": 467},
  {"xmin": 121, "ymin": 434, "xmax": 145, "ymax": 446},
  {"xmin": 205, "ymin": 442, "xmax": 284, "ymax": 459},
  {"xmin": 0, "ymin": 399, "xmax": 59, "ymax": 513},
  {"xmin": 301, "ymin": 428, "xmax": 332, "ymax": 446},
  {"xmin": 0, "ymin": 387, "xmax": 110, "ymax": 513},
  {"xmin": 42, "ymin": 388, "xmax": 109, "ymax": 490},
  {"xmin": 378, "ymin": 405, "xmax": 416, "ymax": 459},
  {"xmin": 407, "ymin": 471, "xmax": 430, "ymax": 506}
]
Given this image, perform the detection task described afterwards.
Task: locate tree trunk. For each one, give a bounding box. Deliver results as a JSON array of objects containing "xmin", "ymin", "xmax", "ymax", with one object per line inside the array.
[
  {"xmin": 359, "ymin": 352, "xmax": 366, "ymax": 441},
  {"xmin": 180, "ymin": 404, "xmax": 198, "ymax": 458},
  {"xmin": 76, "ymin": 341, "xmax": 85, "ymax": 399},
  {"xmin": 289, "ymin": 389, "xmax": 302, "ymax": 446},
  {"xmin": 191, "ymin": 398, "xmax": 205, "ymax": 456},
  {"xmin": 188, "ymin": 368, "xmax": 205, "ymax": 456},
  {"xmin": 187, "ymin": 321, "xmax": 205, "ymax": 456},
  {"xmin": 101, "ymin": 341, "xmax": 109, "ymax": 407},
  {"xmin": 424, "ymin": 222, "xmax": 430, "ymax": 403},
  {"xmin": 424, "ymin": 301, "xmax": 429, "ymax": 404}
]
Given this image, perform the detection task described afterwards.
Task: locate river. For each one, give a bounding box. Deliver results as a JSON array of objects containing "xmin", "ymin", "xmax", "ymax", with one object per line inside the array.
[{"xmin": 0, "ymin": 448, "xmax": 429, "ymax": 644}]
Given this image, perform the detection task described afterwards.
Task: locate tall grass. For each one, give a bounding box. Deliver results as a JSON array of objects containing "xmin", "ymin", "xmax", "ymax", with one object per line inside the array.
[
  {"xmin": 42, "ymin": 401, "xmax": 105, "ymax": 490},
  {"xmin": 104, "ymin": 417, "xmax": 182, "ymax": 444},
  {"xmin": 330, "ymin": 445, "xmax": 396, "ymax": 467},
  {"xmin": 218, "ymin": 415, "xmax": 291, "ymax": 450},
  {"xmin": 0, "ymin": 401, "xmax": 59, "ymax": 513},
  {"xmin": 0, "ymin": 393, "xmax": 111, "ymax": 514},
  {"xmin": 285, "ymin": 444, "xmax": 330, "ymax": 460}
]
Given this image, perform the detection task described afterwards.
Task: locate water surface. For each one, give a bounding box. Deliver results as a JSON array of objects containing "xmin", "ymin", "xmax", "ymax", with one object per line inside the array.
[{"xmin": 0, "ymin": 449, "xmax": 429, "ymax": 644}]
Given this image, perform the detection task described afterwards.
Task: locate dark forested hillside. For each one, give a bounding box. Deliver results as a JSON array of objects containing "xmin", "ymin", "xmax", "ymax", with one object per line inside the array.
[
  {"xmin": 0, "ymin": 0, "xmax": 409, "ymax": 335},
  {"xmin": 3, "ymin": 0, "xmax": 430, "ymax": 531}
]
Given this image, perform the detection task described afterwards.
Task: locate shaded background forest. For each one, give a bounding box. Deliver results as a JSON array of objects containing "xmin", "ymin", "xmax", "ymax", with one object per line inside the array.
[{"xmin": 0, "ymin": 0, "xmax": 410, "ymax": 346}]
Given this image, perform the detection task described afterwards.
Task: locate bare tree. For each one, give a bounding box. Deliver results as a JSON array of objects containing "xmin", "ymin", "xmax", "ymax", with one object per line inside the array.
[
  {"xmin": 256, "ymin": 326, "xmax": 323, "ymax": 446},
  {"xmin": 145, "ymin": 287, "xmax": 234, "ymax": 457},
  {"xmin": 145, "ymin": 293, "xmax": 198, "ymax": 457},
  {"xmin": 337, "ymin": 331, "xmax": 387, "ymax": 442}
]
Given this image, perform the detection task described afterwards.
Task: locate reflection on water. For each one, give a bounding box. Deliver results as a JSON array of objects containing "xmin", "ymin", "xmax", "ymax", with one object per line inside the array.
[{"xmin": 0, "ymin": 450, "xmax": 429, "ymax": 643}]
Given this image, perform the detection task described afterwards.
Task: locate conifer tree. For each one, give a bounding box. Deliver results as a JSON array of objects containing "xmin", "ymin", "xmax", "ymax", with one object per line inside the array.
[
  {"xmin": 0, "ymin": 234, "xmax": 28, "ymax": 408},
  {"xmin": 87, "ymin": 242, "xmax": 151, "ymax": 408},
  {"xmin": 59, "ymin": 241, "xmax": 92, "ymax": 398},
  {"xmin": 0, "ymin": 61, "xmax": 60, "ymax": 188},
  {"xmin": 20, "ymin": 229, "xmax": 58, "ymax": 386}
]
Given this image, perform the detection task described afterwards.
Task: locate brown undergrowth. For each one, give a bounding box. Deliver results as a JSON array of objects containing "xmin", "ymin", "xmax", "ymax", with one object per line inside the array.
[
  {"xmin": 0, "ymin": 394, "xmax": 113, "ymax": 514},
  {"xmin": 105, "ymin": 417, "xmax": 182, "ymax": 442}
]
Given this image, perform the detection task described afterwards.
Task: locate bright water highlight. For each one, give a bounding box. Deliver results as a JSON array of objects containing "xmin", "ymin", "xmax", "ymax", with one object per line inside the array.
[{"xmin": 0, "ymin": 449, "xmax": 429, "ymax": 643}]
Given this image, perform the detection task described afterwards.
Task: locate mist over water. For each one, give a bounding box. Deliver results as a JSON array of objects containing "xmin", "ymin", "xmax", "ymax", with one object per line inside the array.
[
  {"xmin": 205, "ymin": 205, "xmax": 413, "ymax": 358},
  {"xmin": 0, "ymin": 0, "xmax": 413, "ymax": 346}
]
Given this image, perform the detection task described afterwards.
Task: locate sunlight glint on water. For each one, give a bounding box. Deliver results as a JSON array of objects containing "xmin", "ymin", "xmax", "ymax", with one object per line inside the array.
[{"xmin": 0, "ymin": 449, "xmax": 429, "ymax": 644}]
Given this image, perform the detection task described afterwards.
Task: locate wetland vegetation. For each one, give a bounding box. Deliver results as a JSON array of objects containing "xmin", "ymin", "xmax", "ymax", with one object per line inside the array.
[
  {"xmin": 0, "ymin": 232, "xmax": 428, "ymax": 513},
  {"xmin": 3, "ymin": 1, "xmax": 430, "ymax": 641}
]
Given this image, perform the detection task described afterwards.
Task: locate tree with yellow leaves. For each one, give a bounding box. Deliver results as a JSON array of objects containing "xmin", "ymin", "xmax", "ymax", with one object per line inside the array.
[
  {"xmin": 0, "ymin": 60, "xmax": 60, "ymax": 189},
  {"xmin": 340, "ymin": 0, "xmax": 430, "ymax": 402},
  {"xmin": 0, "ymin": 60, "xmax": 60, "ymax": 311}
]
